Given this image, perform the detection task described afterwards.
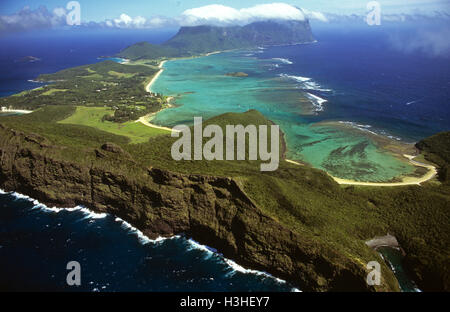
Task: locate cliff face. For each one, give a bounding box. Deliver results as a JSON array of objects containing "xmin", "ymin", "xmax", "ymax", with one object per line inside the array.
[
  {"xmin": 0, "ymin": 125, "xmax": 393, "ymax": 292},
  {"xmin": 163, "ymin": 20, "xmax": 315, "ymax": 54},
  {"xmin": 119, "ymin": 20, "xmax": 315, "ymax": 60}
]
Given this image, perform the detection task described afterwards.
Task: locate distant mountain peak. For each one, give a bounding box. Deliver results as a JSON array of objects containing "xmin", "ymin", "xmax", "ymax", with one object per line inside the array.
[{"xmin": 118, "ymin": 19, "xmax": 315, "ymax": 60}]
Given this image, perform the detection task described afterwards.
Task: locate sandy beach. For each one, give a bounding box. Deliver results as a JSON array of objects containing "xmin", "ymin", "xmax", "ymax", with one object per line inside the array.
[
  {"xmin": 0, "ymin": 108, "xmax": 33, "ymax": 114},
  {"xmin": 286, "ymin": 154, "xmax": 437, "ymax": 187},
  {"xmin": 285, "ymin": 159, "xmax": 303, "ymax": 166},
  {"xmin": 136, "ymin": 102, "xmax": 179, "ymax": 133},
  {"xmin": 330, "ymin": 154, "xmax": 437, "ymax": 187},
  {"xmin": 135, "ymin": 59, "xmax": 185, "ymax": 133},
  {"xmin": 146, "ymin": 60, "xmax": 167, "ymax": 93},
  {"xmin": 138, "ymin": 60, "xmax": 179, "ymax": 132}
]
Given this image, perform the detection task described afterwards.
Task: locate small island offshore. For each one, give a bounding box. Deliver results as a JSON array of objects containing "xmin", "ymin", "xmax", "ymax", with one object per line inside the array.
[
  {"xmin": 0, "ymin": 12, "xmax": 449, "ymax": 294},
  {"xmin": 225, "ymin": 72, "xmax": 249, "ymax": 77}
]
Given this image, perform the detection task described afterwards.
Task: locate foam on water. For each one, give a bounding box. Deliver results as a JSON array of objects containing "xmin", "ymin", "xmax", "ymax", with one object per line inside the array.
[
  {"xmin": 305, "ymin": 92, "xmax": 327, "ymax": 112},
  {"xmin": 114, "ymin": 217, "xmax": 178, "ymax": 245},
  {"xmin": 338, "ymin": 121, "xmax": 404, "ymax": 141},
  {"xmin": 223, "ymin": 258, "xmax": 301, "ymax": 292},
  {"xmin": 185, "ymin": 238, "xmax": 301, "ymax": 291},
  {"xmin": 272, "ymin": 58, "xmax": 293, "ymax": 65},
  {"xmin": 279, "ymin": 74, "xmax": 332, "ymax": 92},
  {"xmin": 1, "ymin": 188, "xmax": 299, "ymax": 291},
  {"xmin": 279, "ymin": 73, "xmax": 311, "ymax": 82}
]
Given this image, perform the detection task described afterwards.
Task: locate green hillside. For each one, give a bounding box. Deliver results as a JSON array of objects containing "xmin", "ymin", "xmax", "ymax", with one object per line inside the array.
[
  {"xmin": 416, "ymin": 132, "xmax": 450, "ymax": 183},
  {"xmin": 117, "ymin": 42, "xmax": 182, "ymax": 61},
  {"xmin": 0, "ymin": 106, "xmax": 448, "ymax": 291},
  {"xmin": 118, "ymin": 20, "xmax": 315, "ymax": 60}
]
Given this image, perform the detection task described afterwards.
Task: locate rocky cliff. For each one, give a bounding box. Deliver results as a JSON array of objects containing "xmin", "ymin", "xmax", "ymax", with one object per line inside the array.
[
  {"xmin": 119, "ymin": 20, "xmax": 315, "ymax": 60},
  {"xmin": 0, "ymin": 124, "xmax": 396, "ymax": 291}
]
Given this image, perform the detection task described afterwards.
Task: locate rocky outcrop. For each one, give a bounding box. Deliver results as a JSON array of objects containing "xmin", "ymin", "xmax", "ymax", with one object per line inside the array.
[{"xmin": 0, "ymin": 124, "xmax": 395, "ymax": 292}]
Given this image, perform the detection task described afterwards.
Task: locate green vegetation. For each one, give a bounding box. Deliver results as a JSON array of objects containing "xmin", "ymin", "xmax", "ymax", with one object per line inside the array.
[
  {"xmin": 1, "ymin": 107, "xmax": 447, "ymax": 291},
  {"xmin": 59, "ymin": 106, "xmax": 170, "ymax": 144},
  {"xmin": 0, "ymin": 42, "xmax": 448, "ymax": 291},
  {"xmin": 416, "ymin": 132, "xmax": 450, "ymax": 183},
  {"xmin": 41, "ymin": 89, "xmax": 68, "ymax": 96},
  {"xmin": 0, "ymin": 61, "xmax": 164, "ymax": 119},
  {"xmin": 118, "ymin": 20, "xmax": 314, "ymax": 61},
  {"xmin": 117, "ymin": 42, "xmax": 180, "ymax": 61}
]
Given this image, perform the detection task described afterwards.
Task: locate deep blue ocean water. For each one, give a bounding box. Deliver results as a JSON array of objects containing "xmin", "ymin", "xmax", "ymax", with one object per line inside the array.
[
  {"xmin": 1, "ymin": 24, "xmax": 446, "ymax": 291},
  {"xmin": 0, "ymin": 191, "xmax": 296, "ymax": 292},
  {"xmin": 256, "ymin": 25, "xmax": 450, "ymax": 141},
  {"xmin": 0, "ymin": 29, "xmax": 176, "ymax": 97}
]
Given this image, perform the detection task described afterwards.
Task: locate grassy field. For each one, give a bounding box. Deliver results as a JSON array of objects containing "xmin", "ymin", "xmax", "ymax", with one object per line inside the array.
[
  {"xmin": 59, "ymin": 106, "xmax": 170, "ymax": 144},
  {"xmin": 41, "ymin": 89, "xmax": 68, "ymax": 96}
]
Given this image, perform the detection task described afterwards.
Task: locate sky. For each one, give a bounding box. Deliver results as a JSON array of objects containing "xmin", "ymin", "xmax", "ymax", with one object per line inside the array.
[
  {"xmin": 0, "ymin": 0, "xmax": 449, "ymax": 34},
  {"xmin": 1, "ymin": 0, "xmax": 449, "ymax": 21}
]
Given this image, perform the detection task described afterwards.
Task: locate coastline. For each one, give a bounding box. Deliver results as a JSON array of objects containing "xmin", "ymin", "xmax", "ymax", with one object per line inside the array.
[
  {"xmin": 0, "ymin": 108, "xmax": 33, "ymax": 114},
  {"xmin": 136, "ymin": 102, "xmax": 178, "ymax": 133},
  {"xmin": 286, "ymin": 154, "xmax": 437, "ymax": 187},
  {"xmin": 139, "ymin": 54, "xmax": 438, "ymax": 187},
  {"xmin": 146, "ymin": 60, "xmax": 167, "ymax": 93},
  {"xmin": 139, "ymin": 59, "xmax": 180, "ymax": 132},
  {"xmin": 0, "ymin": 187, "xmax": 299, "ymax": 292}
]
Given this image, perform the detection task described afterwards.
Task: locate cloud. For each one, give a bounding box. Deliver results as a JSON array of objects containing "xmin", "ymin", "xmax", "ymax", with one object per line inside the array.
[
  {"xmin": 103, "ymin": 14, "xmax": 176, "ymax": 29},
  {"xmin": 5, "ymin": 2, "xmax": 448, "ymax": 35},
  {"xmin": 388, "ymin": 26, "xmax": 450, "ymax": 57},
  {"xmin": 301, "ymin": 8, "xmax": 328, "ymax": 22},
  {"xmin": 0, "ymin": 5, "xmax": 67, "ymax": 34},
  {"xmin": 179, "ymin": 3, "xmax": 327, "ymax": 26},
  {"xmin": 101, "ymin": 3, "xmax": 327, "ymax": 29},
  {"xmin": 0, "ymin": 3, "xmax": 328, "ymax": 34},
  {"xmin": 317, "ymin": 11, "xmax": 450, "ymax": 24}
]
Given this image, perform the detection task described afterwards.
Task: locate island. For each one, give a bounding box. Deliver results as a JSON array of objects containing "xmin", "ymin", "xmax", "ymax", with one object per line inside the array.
[
  {"xmin": 17, "ymin": 56, "xmax": 42, "ymax": 63},
  {"xmin": 225, "ymin": 72, "xmax": 249, "ymax": 77},
  {"xmin": 0, "ymin": 19, "xmax": 449, "ymax": 292}
]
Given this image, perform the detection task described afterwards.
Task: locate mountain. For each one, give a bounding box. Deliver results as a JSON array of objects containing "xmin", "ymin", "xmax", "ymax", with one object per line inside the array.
[
  {"xmin": 118, "ymin": 20, "xmax": 315, "ymax": 60},
  {"xmin": 116, "ymin": 42, "xmax": 180, "ymax": 60}
]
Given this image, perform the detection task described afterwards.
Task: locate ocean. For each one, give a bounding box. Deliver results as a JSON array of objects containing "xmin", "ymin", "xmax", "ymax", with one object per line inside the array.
[
  {"xmin": 1, "ymin": 24, "xmax": 444, "ymax": 291},
  {"xmin": 0, "ymin": 28, "xmax": 176, "ymax": 97},
  {"xmin": 0, "ymin": 190, "xmax": 297, "ymax": 292},
  {"xmin": 151, "ymin": 25, "xmax": 449, "ymax": 182}
]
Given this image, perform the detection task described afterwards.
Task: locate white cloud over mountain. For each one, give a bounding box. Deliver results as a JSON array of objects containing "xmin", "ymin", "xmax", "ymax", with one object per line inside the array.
[
  {"xmin": 0, "ymin": 3, "xmax": 328, "ymax": 34},
  {"xmin": 1, "ymin": 2, "xmax": 449, "ymax": 35},
  {"xmin": 179, "ymin": 3, "xmax": 327, "ymax": 26}
]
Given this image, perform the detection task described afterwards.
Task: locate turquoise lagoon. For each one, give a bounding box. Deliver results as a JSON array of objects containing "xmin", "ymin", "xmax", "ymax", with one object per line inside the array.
[{"xmin": 150, "ymin": 50, "xmax": 415, "ymax": 182}]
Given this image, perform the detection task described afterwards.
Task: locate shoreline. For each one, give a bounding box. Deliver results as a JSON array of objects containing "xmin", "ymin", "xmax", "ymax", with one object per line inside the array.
[
  {"xmin": 139, "ymin": 54, "xmax": 438, "ymax": 187},
  {"xmin": 146, "ymin": 60, "xmax": 167, "ymax": 93},
  {"xmin": 136, "ymin": 103, "xmax": 178, "ymax": 133},
  {"xmin": 286, "ymin": 154, "xmax": 437, "ymax": 187},
  {"xmin": 0, "ymin": 187, "xmax": 299, "ymax": 292},
  {"xmin": 0, "ymin": 108, "xmax": 33, "ymax": 114},
  {"xmin": 139, "ymin": 59, "xmax": 178, "ymax": 132}
]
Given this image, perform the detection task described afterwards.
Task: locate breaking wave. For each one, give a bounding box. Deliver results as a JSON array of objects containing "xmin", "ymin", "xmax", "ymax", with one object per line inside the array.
[
  {"xmin": 0, "ymin": 189, "xmax": 301, "ymax": 292},
  {"xmin": 279, "ymin": 74, "xmax": 332, "ymax": 92},
  {"xmin": 272, "ymin": 58, "xmax": 293, "ymax": 65},
  {"xmin": 305, "ymin": 92, "xmax": 327, "ymax": 112},
  {"xmin": 338, "ymin": 121, "xmax": 403, "ymax": 141}
]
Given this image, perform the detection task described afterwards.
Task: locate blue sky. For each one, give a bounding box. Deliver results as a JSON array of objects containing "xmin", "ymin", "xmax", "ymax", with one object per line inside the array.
[
  {"xmin": 1, "ymin": 0, "xmax": 449, "ymax": 22},
  {"xmin": 0, "ymin": 0, "xmax": 449, "ymax": 35}
]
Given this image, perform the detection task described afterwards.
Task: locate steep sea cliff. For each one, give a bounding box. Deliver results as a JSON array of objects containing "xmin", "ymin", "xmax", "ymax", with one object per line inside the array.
[{"xmin": 0, "ymin": 123, "xmax": 397, "ymax": 292}]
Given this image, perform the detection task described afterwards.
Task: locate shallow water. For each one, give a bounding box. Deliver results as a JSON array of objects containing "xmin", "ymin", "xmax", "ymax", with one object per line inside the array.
[
  {"xmin": 151, "ymin": 50, "xmax": 415, "ymax": 182},
  {"xmin": 378, "ymin": 247, "xmax": 420, "ymax": 292}
]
